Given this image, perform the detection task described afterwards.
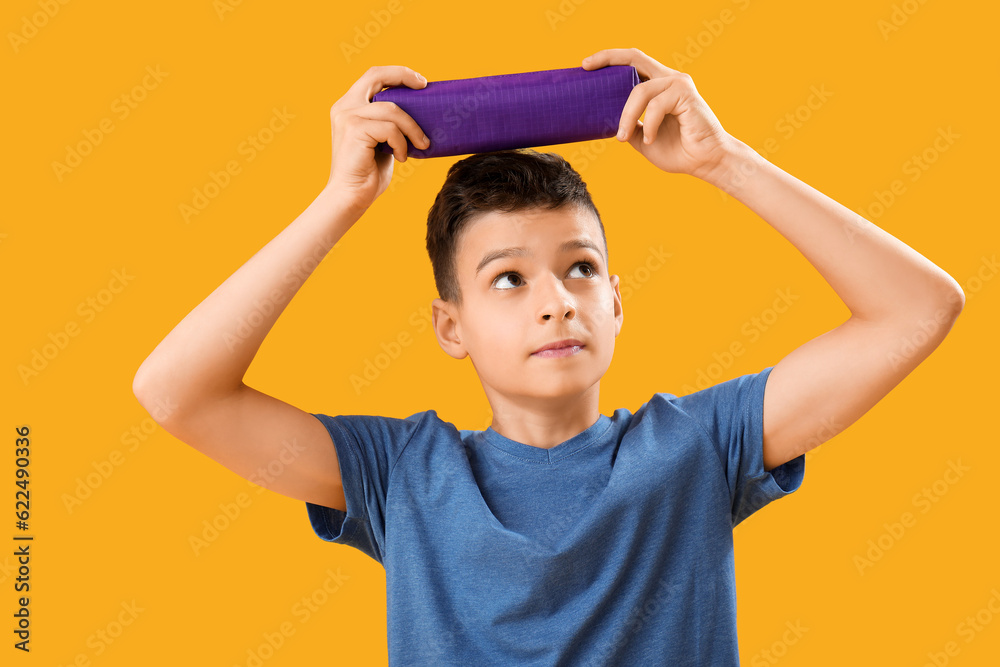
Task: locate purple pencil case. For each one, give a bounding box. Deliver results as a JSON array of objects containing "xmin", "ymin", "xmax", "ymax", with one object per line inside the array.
[{"xmin": 371, "ymin": 65, "xmax": 640, "ymax": 159}]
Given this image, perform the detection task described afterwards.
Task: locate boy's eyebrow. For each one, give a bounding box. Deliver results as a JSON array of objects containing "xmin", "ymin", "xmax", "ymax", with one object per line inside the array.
[{"xmin": 475, "ymin": 238, "xmax": 603, "ymax": 277}]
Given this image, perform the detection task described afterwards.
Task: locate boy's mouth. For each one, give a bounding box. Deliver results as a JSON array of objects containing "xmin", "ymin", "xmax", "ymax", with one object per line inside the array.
[
  {"xmin": 531, "ymin": 339, "xmax": 586, "ymax": 357},
  {"xmin": 532, "ymin": 345, "xmax": 584, "ymax": 358}
]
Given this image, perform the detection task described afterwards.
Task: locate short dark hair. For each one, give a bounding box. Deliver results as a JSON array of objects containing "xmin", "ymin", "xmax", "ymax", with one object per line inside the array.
[{"xmin": 425, "ymin": 148, "xmax": 608, "ymax": 307}]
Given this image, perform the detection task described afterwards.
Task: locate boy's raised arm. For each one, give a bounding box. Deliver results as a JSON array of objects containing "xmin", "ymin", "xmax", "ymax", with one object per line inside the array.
[
  {"xmin": 132, "ymin": 66, "xmax": 431, "ymax": 510},
  {"xmin": 583, "ymin": 48, "xmax": 964, "ymax": 472}
]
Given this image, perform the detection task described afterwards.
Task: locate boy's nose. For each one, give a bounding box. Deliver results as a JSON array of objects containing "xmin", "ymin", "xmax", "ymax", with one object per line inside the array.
[{"xmin": 537, "ymin": 279, "xmax": 576, "ymax": 321}]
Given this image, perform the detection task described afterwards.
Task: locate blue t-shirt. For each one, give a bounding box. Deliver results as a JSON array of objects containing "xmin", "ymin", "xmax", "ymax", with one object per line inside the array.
[{"xmin": 305, "ymin": 365, "xmax": 805, "ymax": 665}]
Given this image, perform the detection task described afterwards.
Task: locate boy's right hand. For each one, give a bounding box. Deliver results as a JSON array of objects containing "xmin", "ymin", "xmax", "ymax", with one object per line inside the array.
[{"xmin": 326, "ymin": 66, "xmax": 431, "ymax": 214}]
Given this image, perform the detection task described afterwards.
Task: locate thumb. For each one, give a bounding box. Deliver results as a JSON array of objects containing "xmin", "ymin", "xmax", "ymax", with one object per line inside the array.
[{"xmin": 625, "ymin": 119, "xmax": 645, "ymax": 151}]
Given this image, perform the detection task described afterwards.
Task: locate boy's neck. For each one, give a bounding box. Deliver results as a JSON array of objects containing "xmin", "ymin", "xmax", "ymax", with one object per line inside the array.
[{"xmin": 486, "ymin": 384, "xmax": 602, "ymax": 449}]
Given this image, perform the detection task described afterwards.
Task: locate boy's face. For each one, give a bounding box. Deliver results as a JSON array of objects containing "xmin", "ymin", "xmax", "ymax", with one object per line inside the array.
[{"xmin": 431, "ymin": 205, "xmax": 623, "ymax": 411}]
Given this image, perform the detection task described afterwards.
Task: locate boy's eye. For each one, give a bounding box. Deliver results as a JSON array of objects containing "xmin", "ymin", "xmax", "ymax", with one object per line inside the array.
[
  {"xmin": 491, "ymin": 261, "xmax": 598, "ymax": 290},
  {"xmin": 492, "ymin": 271, "xmax": 523, "ymax": 290}
]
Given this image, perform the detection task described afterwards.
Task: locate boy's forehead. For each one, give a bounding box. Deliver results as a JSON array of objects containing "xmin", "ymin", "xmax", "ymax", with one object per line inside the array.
[{"xmin": 456, "ymin": 206, "xmax": 603, "ymax": 270}]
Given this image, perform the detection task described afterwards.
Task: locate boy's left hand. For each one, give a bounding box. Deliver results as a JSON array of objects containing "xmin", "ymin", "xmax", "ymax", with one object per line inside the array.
[{"xmin": 582, "ymin": 48, "xmax": 734, "ymax": 180}]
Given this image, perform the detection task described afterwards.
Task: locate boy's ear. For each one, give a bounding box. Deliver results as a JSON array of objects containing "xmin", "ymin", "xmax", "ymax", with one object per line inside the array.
[
  {"xmin": 610, "ymin": 274, "xmax": 624, "ymax": 338},
  {"xmin": 431, "ymin": 298, "xmax": 468, "ymax": 360}
]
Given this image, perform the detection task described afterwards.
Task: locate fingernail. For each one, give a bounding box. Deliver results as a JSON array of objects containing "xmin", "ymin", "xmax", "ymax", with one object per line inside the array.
[
  {"xmin": 617, "ymin": 129, "xmax": 625, "ymax": 140},
  {"xmin": 416, "ymin": 73, "xmax": 426, "ymax": 83}
]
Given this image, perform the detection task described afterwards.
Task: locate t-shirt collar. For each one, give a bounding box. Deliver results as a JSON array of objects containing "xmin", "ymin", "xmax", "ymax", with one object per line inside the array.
[{"xmin": 481, "ymin": 413, "xmax": 612, "ymax": 463}]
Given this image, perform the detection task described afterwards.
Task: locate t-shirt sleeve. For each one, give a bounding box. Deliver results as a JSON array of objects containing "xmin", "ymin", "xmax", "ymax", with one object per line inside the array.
[
  {"xmin": 304, "ymin": 412, "xmax": 424, "ymax": 564},
  {"xmin": 670, "ymin": 365, "xmax": 805, "ymax": 527}
]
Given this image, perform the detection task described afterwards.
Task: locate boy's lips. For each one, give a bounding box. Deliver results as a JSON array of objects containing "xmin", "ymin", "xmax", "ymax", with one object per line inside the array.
[
  {"xmin": 531, "ymin": 338, "xmax": 586, "ymax": 356},
  {"xmin": 532, "ymin": 345, "xmax": 584, "ymax": 358}
]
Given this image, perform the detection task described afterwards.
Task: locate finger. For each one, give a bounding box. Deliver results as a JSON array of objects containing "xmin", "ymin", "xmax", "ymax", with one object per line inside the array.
[
  {"xmin": 581, "ymin": 53, "xmax": 607, "ymax": 70},
  {"xmin": 582, "ymin": 48, "xmax": 636, "ymax": 69},
  {"xmin": 580, "ymin": 47, "xmax": 671, "ymax": 81},
  {"xmin": 369, "ymin": 119, "xmax": 409, "ymax": 162},
  {"xmin": 641, "ymin": 100, "xmax": 668, "ymax": 145},
  {"xmin": 358, "ymin": 101, "xmax": 431, "ymax": 149},
  {"xmin": 617, "ymin": 78, "xmax": 658, "ymax": 142},
  {"xmin": 348, "ymin": 65, "xmax": 427, "ymax": 103},
  {"xmin": 617, "ymin": 77, "xmax": 685, "ymax": 143},
  {"xmin": 346, "ymin": 115, "xmax": 409, "ymax": 161},
  {"xmin": 638, "ymin": 85, "xmax": 686, "ymax": 145}
]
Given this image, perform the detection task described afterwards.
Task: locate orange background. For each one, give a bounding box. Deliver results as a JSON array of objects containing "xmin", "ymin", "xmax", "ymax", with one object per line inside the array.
[{"xmin": 5, "ymin": 0, "xmax": 998, "ymax": 664}]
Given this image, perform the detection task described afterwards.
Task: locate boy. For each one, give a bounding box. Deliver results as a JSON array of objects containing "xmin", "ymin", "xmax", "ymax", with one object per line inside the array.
[{"xmin": 132, "ymin": 48, "xmax": 964, "ymax": 665}]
